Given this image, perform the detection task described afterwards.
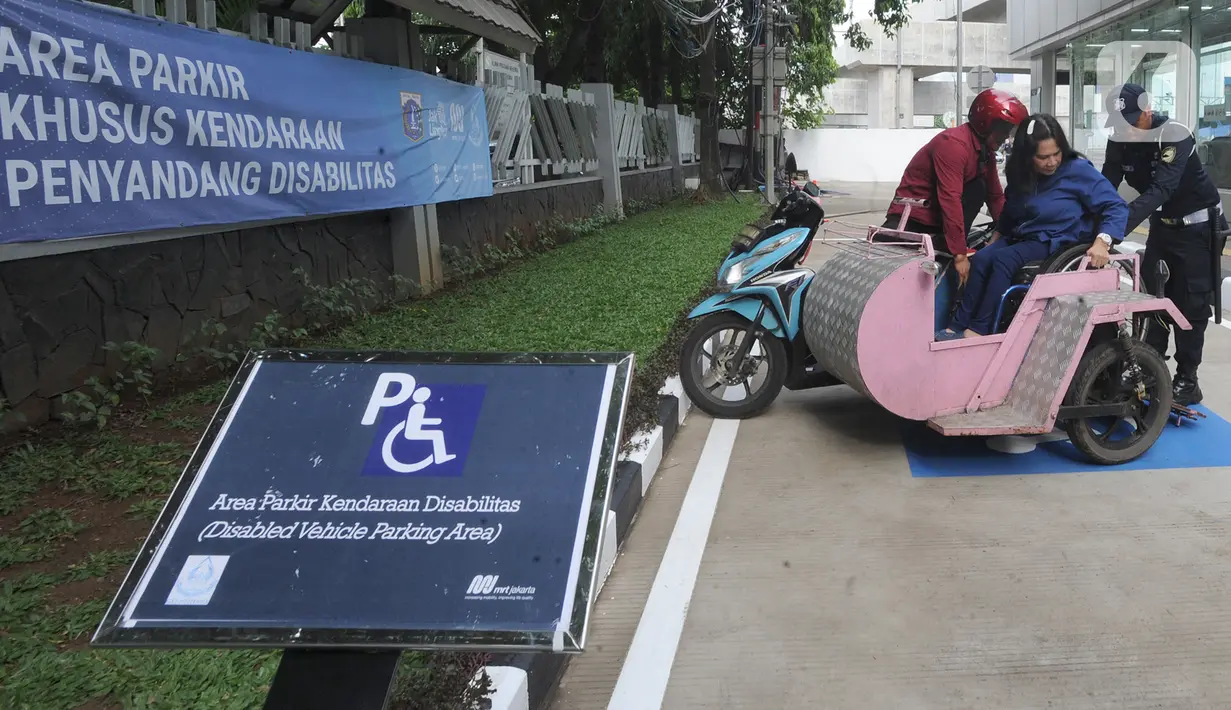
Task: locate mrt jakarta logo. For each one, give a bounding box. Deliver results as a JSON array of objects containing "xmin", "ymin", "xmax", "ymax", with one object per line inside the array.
[{"xmin": 360, "ymin": 373, "xmax": 485, "ymax": 477}]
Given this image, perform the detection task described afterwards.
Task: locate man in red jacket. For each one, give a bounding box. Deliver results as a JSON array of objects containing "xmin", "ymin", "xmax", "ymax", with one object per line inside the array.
[{"xmin": 883, "ymin": 89, "xmax": 1029, "ymax": 284}]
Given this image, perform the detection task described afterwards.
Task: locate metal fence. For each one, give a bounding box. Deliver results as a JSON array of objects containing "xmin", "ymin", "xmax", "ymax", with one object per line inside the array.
[{"xmin": 477, "ymin": 50, "xmax": 700, "ymax": 187}]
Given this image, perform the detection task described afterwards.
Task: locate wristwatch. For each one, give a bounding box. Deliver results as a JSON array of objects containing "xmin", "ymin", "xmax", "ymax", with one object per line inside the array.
[{"xmin": 1096, "ymin": 233, "xmax": 1114, "ymax": 247}]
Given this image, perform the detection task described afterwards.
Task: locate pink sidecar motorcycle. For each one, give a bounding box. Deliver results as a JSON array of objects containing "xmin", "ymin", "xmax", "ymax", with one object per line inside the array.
[{"xmin": 680, "ymin": 193, "xmax": 1194, "ymax": 465}]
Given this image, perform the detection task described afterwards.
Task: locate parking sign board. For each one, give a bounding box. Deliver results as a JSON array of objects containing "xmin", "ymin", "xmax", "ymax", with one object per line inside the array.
[{"xmin": 91, "ymin": 350, "xmax": 633, "ymax": 653}]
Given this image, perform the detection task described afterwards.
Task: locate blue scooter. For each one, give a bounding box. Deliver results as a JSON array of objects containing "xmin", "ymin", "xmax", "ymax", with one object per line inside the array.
[
  {"xmin": 678, "ymin": 186, "xmax": 840, "ymax": 418},
  {"xmin": 678, "ymin": 190, "xmax": 998, "ymax": 419}
]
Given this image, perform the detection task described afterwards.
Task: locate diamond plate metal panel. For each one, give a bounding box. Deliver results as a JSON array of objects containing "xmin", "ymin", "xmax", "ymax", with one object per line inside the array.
[
  {"xmin": 802, "ymin": 243, "xmax": 916, "ymax": 398},
  {"xmin": 1003, "ymin": 295, "xmax": 1095, "ymax": 426}
]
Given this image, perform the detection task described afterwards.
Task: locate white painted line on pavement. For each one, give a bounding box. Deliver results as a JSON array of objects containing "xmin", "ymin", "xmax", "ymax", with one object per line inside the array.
[{"xmin": 606, "ymin": 406, "xmax": 742, "ymax": 710}]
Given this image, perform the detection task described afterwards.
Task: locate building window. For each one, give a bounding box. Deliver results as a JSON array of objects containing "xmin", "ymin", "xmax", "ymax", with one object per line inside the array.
[{"xmin": 1196, "ymin": 2, "xmax": 1231, "ymax": 189}]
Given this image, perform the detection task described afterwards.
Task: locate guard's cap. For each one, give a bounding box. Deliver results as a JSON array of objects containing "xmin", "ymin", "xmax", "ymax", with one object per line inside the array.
[{"xmin": 1105, "ymin": 83, "xmax": 1150, "ymax": 128}]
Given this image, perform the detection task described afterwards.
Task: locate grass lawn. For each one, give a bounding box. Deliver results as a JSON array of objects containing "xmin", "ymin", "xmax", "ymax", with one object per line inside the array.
[{"xmin": 0, "ymin": 196, "xmax": 762, "ymax": 709}]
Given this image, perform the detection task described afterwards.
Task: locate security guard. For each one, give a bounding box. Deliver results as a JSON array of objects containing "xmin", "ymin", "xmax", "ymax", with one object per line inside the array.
[{"xmin": 1102, "ymin": 83, "xmax": 1226, "ymax": 406}]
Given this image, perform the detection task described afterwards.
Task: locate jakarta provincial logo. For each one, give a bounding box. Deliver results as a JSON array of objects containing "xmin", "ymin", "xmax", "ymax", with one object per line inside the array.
[
  {"xmin": 360, "ymin": 373, "xmax": 485, "ymax": 477},
  {"xmin": 401, "ymin": 91, "xmax": 425, "ymax": 142}
]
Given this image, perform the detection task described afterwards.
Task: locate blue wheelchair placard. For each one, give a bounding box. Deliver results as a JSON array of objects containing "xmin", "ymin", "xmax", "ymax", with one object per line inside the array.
[{"xmin": 91, "ymin": 350, "xmax": 633, "ymax": 653}]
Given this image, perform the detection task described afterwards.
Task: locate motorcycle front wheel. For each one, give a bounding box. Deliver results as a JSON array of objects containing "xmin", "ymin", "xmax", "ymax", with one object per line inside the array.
[{"xmin": 679, "ymin": 311, "xmax": 788, "ymax": 419}]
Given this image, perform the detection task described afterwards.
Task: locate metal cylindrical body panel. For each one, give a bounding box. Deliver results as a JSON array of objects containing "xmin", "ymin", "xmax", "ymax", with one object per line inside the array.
[
  {"xmin": 802, "ymin": 240, "xmax": 1011, "ymax": 424},
  {"xmin": 802, "ymin": 244, "xmax": 919, "ymax": 401}
]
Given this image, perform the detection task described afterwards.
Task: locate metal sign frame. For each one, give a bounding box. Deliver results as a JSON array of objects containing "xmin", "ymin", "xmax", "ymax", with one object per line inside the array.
[{"xmin": 90, "ymin": 348, "xmax": 635, "ymax": 653}]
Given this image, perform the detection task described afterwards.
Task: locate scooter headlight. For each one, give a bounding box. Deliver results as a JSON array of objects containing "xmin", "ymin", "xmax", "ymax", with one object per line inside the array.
[{"xmin": 720, "ymin": 261, "xmax": 745, "ymax": 288}]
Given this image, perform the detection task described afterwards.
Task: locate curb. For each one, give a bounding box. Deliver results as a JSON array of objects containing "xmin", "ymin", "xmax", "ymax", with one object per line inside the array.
[
  {"xmin": 480, "ymin": 375, "xmax": 694, "ymax": 710},
  {"xmin": 1117, "ymin": 240, "xmax": 1231, "ymax": 319}
]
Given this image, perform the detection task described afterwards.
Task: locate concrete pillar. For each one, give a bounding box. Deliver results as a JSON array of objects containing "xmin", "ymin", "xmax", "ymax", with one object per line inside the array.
[
  {"xmin": 866, "ymin": 68, "xmax": 895, "ymax": 128},
  {"xmin": 581, "ymin": 82, "xmax": 624, "ymax": 218},
  {"xmin": 661, "ymin": 104, "xmax": 684, "ymax": 191},
  {"xmin": 896, "ymin": 67, "xmax": 915, "ymax": 128},
  {"xmin": 346, "ymin": 17, "xmax": 443, "ymax": 294},
  {"xmin": 1030, "ymin": 50, "xmax": 1057, "ymax": 116}
]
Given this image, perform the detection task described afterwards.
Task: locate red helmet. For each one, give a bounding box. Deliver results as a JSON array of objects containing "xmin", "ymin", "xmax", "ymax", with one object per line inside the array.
[{"xmin": 968, "ymin": 88, "xmax": 1029, "ymax": 136}]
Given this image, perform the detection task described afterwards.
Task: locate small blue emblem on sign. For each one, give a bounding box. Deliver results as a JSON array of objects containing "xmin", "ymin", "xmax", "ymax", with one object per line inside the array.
[
  {"xmin": 401, "ymin": 91, "xmax": 424, "ymax": 142},
  {"xmin": 360, "ymin": 373, "xmax": 485, "ymax": 477},
  {"xmin": 165, "ymin": 554, "xmax": 229, "ymax": 606}
]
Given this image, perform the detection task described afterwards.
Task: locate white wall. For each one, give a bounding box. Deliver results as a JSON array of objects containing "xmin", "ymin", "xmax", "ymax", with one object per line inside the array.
[{"xmin": 784, "ymin": 128, "xmax": 943, "ymax": 183}]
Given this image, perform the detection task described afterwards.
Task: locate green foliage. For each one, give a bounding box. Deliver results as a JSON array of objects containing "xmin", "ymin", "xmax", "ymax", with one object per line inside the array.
[
  {"xmin": 389, "ymin": 652, "xmax": 493, "ymax": 710},
  {"xmin": 59, "ymin": 342, "xmax": 159, "ymax": 429},
  {"xmin": 178, "ymin": 312, "xmax": 309, "ymax": 375},
  {"xmin": 296, "ymin": 267, "xmax": 385, "ymax": 324},
  {"xmin": 0, "ymin": 509, "xmax": 87, "ymax": 568}
]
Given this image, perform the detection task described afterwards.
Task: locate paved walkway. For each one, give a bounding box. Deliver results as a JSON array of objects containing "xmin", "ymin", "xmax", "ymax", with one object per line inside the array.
[{"xmin": 551, "ymin": 212, "xmax": 1231, "ymax": 710}]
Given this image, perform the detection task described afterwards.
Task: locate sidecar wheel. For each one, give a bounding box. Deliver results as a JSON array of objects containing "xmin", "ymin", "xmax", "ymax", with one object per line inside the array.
[
  {"xmin": 679, "ymin": 312, "xmax": 788, "ymax": 419},
  {"xmin": 1063, "ymin": 339, "xmax": 1173, "ymax": 465}
]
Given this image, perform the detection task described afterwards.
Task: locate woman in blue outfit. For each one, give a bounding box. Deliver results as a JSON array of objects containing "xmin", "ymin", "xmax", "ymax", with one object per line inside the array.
[{"xmin": 937, "ymin": 113, "xmax": 1129, "ymax": 340}]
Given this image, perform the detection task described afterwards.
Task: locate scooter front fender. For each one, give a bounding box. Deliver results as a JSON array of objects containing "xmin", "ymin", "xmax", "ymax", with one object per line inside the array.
[{"xmin": 688, "ymin": 294, "xmax": 786, "ymax": 339}]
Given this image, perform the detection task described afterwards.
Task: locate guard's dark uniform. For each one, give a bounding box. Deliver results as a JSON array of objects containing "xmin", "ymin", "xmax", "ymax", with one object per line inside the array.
[{"xmin": 1102, "ymin": 112, "xmax": 1225, "ymax": 405}]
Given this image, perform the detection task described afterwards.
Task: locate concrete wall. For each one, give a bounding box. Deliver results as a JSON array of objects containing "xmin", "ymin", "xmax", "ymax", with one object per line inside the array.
[
  {"xmin": 914, "ymin": 0, "xmax": 1008, "ymax": 22},
  {"xmin": 912, "ymin": 79, "xmax": 1032, "ymax": 115},
  {"xmin": 436, "ymin": 178, "xmax": 604, "ymax": 256},
  {"xmin": 835, "ymin": 21, "xmax": 1031, "ymax": 73},
  {"xmin": 825, "ymin": 78, "xmax": 871, "ymax": 116},
  {"xmin": 620, "ymin": 167, "xmax": 681, "ymax": 206},
  {"xmin": 826, "ymin": 77, "xmax": 1033, "ymax": 127},
  {"xmin": 0, "ymin": 177, "xmax": 631, "ymax": 429},
  {"xmin": 0, "ymin": 212, "xmax": 394, "ymax": 425},
  {"xmin": 784, "ymin": 128, "xmax": 943, "ymax": 183}
]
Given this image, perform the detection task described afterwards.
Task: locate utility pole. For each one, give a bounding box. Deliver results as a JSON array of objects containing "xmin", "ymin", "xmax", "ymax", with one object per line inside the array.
[
  {"xmin": 763, "ymin": 0, "xmax": 775, "ymax": 203},
  {"xmin": 955, "ymin": 0, "xmax": 963, "ymax": 124},
  {"xmin": 895, "ymin": 30, "xmax": 903, "ymax": 128}
]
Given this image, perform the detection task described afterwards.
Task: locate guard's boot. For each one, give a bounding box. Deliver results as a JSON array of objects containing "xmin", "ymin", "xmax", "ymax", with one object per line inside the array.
[{"xmin": 1174, "ymin": 372, "xmax": 1203, "ymax": 406}]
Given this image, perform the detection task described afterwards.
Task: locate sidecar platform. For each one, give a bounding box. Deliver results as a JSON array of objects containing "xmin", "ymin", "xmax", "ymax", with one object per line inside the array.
[{"xmin": 928, "ymin": 290, "xmax": 1161, "ymax": 436}]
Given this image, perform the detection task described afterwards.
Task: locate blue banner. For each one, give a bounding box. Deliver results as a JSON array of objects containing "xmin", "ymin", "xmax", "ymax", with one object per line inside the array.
[
  {"xmin": 0, "ymin": 0, "xmax": 494, "ymax": 245},
  {"xmin": 96, "ymin": 353, "xmax": 630, "ymax": 650}
]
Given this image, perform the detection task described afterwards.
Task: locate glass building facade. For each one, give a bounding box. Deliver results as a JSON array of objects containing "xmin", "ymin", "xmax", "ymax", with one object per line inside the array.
[{"xmin": 1064, "ymin": 1, "xmax": 1231, "ymax": 189}]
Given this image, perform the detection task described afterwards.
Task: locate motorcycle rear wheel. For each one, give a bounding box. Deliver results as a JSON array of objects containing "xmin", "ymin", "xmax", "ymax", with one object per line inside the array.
[{"xmin": 679, "ymin": 312, "xmax": 788, "ymax": 419}]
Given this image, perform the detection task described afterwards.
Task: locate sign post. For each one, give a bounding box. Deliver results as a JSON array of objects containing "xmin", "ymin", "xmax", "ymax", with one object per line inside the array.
[{"xmin": 91, "ymin": 349, "xmax": 635, "ymax": 708}]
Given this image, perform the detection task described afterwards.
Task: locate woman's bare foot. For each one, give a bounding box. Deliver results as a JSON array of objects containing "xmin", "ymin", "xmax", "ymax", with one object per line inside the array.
[{"xmin": 963, "ymin": 329, "xmax": 982, "ymax": 339}]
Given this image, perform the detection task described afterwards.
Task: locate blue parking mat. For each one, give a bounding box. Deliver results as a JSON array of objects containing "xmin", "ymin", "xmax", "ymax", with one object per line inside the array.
[{"xmin": 902, "ymin": 405, "xmax": 1231, "ymax": 477}]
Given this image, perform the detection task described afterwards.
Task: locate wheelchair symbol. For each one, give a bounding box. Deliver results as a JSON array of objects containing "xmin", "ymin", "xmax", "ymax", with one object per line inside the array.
[{"xmin": 380, "ymin": 385, "xmax": 456, "ymax": 473}]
